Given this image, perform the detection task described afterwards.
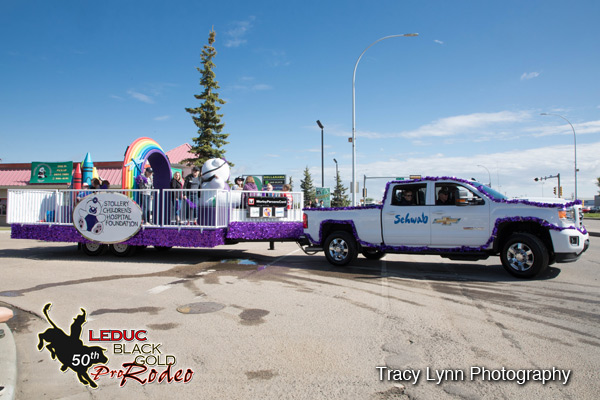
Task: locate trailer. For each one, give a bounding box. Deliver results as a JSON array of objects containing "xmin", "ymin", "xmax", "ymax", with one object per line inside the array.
[{"xmin": 8, "ymin": 188, "xmax": 304, "ymax": 256}]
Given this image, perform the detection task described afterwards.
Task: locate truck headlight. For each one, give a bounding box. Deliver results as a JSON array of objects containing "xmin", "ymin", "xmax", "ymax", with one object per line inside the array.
[{"xmin": 559, "ymin": 209, "xmax": 575, "ymax": 221}]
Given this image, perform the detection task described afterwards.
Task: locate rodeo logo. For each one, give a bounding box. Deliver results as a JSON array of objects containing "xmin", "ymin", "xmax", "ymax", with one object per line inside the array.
[{"xmin": 37, "ymin": 303, "xmax": 108, "ymax": 388}]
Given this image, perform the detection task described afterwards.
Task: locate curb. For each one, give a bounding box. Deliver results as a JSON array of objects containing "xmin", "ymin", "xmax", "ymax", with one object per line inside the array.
[{"xmin": 0, "ymin": 323, "xmax": 16, "ymax": 400}]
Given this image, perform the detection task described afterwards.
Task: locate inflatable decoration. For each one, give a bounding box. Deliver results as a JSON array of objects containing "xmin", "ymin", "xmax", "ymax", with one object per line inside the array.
[
  {"xmin": 121, "ymin": 137, "xmax": 172, "ymax": 190},
  {"xmin": 199, "ymin": 159, "xmax": 230, "ymax": 223},
  {"xmin": 72, "ymin": 163, "xmax": 82, "ymax": 190},
  {"xmin": 82, "ymin": 153, "xmax": 94, "ymax": 186},
  {"xmin": 201, "ymin": 158, "xmax": 230, "ymax": 191}
]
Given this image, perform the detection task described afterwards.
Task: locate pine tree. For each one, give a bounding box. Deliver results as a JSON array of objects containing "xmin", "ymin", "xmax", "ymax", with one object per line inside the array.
[
  {"xmin": 184, "ymin": 29, "xmax": 232, "ymax": 167},
  {"xmin": 300, "ymin": 167, "xmax": 316, "ymax": 207},
  {"xmin": 331, "ymin": 170, "xmax": 350, "ymax": 207}
]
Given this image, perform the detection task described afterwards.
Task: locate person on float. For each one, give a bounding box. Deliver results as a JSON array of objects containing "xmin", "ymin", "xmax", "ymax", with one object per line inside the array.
[
  {"xmin": 136, "ymin": 167, "xmax": 154, "ymax": 224},
  {"xmin": 184, "ymin": 166, "xmax": 201, "ymax": 225},
  {"xmin": 170, "ymin": 171, "xmax": 185, "ymax": 224}
]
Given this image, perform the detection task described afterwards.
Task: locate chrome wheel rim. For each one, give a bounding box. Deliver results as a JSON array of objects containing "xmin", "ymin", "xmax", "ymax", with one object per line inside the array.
[
  {"xmin": 112, "ymin": 243, "xmax": 129, "ymax": 253},
  {"xmin": 507, "ymin": 243, "xmax": 534, "ymax": 271},
  {"xmin": 85, "ymin": 243, "xmax": 101, "ymax": 252},
  {"xmin": 328, "ymin": 238, "xmax": 348, "ymax": 261}
]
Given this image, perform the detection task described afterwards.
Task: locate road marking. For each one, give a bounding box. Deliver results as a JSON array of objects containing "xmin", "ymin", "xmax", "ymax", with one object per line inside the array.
[{"xmin": 147, "ymin": 284, "xmax": 172, "ymax": 294}]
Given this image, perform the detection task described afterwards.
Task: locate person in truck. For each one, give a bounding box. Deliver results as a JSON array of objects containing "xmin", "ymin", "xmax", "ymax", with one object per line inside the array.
[
  {"xmin": 398, "ymin": 190, "xmax": 415, "ymax": 206},
  {"xmin": 436, "ymin": 186, "xmax": 453, "ymax": 205}
]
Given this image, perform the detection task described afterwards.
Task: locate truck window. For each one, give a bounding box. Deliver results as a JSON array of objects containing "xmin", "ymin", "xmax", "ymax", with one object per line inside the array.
[
  {"xmin": 435, "ymin": 183, "xmax": 484, "ymax": 206},
  {"xmin": 391, "ymin": 184, "xmax": 427, "ymax": 206}
]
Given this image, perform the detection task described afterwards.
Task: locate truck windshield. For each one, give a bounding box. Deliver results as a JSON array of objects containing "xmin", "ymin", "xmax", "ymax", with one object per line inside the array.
[{"xmin": 471, "ymin": 182, "xmax": 507, "ymax": 201}]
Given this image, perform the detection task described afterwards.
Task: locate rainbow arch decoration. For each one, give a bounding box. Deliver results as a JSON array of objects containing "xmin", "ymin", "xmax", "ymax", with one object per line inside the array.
[{"xmin": 121, "ymin": 137, "xmax": 172, "ymax": 190}]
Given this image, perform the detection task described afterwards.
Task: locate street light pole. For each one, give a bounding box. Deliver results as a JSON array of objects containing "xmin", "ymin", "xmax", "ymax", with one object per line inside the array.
[
  {"xmin": 477, "ymin": 164, "xmax": 491, "ymax": 187},
  {"xmin": 333, "ymin": 158, "xmax": 339, "ymax": 179},
  {"xmin": 541, "ymin": 113, "xmax": 578, "ymax": 200},
  {"xmin": 316, "ymin": 120, "xmax": 324, "ymax": 188},
  {"xmin": 351, "ymin": 33, "xmax": 418, "ymax": 206}
]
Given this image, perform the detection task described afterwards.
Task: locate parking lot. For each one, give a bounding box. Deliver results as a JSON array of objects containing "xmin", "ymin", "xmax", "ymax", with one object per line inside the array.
[{"xmin": 1, "ymin": 226, "xmax": 599, "ymax": 399}]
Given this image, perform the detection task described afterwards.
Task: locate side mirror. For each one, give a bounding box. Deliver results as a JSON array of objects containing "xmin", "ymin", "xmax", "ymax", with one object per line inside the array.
[{"xmin": 456, "ymin": 187, "xmax": 470, "ymax": 206}]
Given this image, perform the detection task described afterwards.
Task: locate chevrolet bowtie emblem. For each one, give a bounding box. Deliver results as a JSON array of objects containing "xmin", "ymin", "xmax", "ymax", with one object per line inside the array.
[{"xmin": 433, "ymin": 217, "xmax": 461, "ymax": 225}]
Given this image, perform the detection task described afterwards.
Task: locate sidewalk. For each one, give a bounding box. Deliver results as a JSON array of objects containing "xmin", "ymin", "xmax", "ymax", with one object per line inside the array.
[
  {"xmin": 0, "ymin": 319, "xmax": 17, "ymax": 400},
  {"xmin": 584, "ymin": 218, "xmax": 600, "ymax": 237}
]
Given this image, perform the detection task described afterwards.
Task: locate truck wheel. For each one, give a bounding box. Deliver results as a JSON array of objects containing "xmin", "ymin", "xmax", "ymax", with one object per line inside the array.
[
  {"xmin": 501, "ymin": 233, "xmax": 549, "ymax": 278},
  {"xmin": 324, "ymin": 231, "xmax": 358, "ymax": 266},
  {"xmin": 82, "ymin": 242, "xmax": 107, "ymax": 256},
  {"xmin": 361, "ymin": 248, "xmax": 386, "ymax": 260},
  {"xmin": 110, "ymin": 243, "xmax": 137, "ymax": 257}
]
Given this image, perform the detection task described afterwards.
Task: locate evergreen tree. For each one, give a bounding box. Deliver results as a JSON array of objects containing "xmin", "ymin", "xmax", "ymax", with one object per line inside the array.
[
  {"xmin": 184, "ymin": 29, "xmax": 231, "ymax": 167},
  {"xmin": 300, "ymin": 167, "xmax": 316, "ymax": 207},
  {"xmin": 331, "ymin": 170, "xmax": 350, "ymax": 207}
]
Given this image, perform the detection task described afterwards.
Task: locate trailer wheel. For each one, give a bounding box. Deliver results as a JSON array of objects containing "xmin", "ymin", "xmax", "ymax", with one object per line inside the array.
[
  {"xmin": 82, "ymin": 242, "xmax": 107, "ymax": 256},
  {"xmin": 501, "ymin": 233, "xmax": 549, "ymax": 278},
  {"xmin": 361, "ymin": 248, "xmax": 386, "ymax": 260},
  {"xmin": 110, "ymin": 243, "xmax": 137, "ymax": 257},
  {"xmin": 324, "ymin": 231, "xmax": 357, "ymax": 266}
]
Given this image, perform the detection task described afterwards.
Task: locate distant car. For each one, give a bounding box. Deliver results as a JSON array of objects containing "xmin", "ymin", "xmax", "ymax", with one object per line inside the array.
[
  {"xmin": 582, "ymin": 206, "xmax": 592, "ymax": 213},
  {"xmin": 589, "ymin": 206, "xmax": 600, "ymax": 213}
]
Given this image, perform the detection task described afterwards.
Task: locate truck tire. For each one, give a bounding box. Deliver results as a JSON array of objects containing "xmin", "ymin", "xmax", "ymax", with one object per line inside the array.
[
  {"xmin": 324, "ymin": 231, "xmax": 358, "ymax": 266},
  {"xmin": 501, "ymin": 233, "xmax": 549, "ymax": 278},
  {"xmin": 361, "ymin": 248, "xmax": 386, "ymax": 260},
  {"xmin": 110, "ymin": 243, "xmax": 137, "ymax": 257},
  {"xmin": 82, "ymin": 242, "xmax": 107, "ymax": 256}
]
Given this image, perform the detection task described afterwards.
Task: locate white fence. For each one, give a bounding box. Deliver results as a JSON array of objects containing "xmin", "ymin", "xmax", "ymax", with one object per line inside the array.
[{"xmin": 8, "ymin": 188, "xmax": 304, "ymax": 229}]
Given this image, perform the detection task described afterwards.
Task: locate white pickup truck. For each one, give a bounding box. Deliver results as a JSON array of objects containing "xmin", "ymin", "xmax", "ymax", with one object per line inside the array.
[{"xmin": 300, "ymin": 177, "xmax": 589, "ymax": 278}]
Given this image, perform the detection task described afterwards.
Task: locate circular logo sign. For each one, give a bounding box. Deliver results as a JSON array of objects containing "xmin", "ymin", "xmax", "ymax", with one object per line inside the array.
[{"xmin": 73, "ymin": 192, "xmax": 143, "ymax": 243}]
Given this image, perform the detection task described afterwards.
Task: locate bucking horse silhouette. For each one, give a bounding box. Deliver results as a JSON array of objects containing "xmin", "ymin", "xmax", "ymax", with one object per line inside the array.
[{"xmin": 37, "ymin": 303, "xmax": 108, "ymax": 388}]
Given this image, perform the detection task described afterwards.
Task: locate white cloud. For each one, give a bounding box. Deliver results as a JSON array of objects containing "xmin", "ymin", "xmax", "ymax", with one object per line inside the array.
[
  {"xmin": 530, "ymin": 120, "xmax": 600, "ymax": 137},
  {"xmin": 127, "ymin": 90, "xmax": 154, "ymax": 104},
  {"xmin": 154, "ymin": 115, "xmax": 170, "ymax": 121},
  {"xmin": 357, "ymin": 141, "xmax": 600, "ymax": 199},
  {"xmin": 252, "ymin": 84, "xmax": 272, "ymax": 91},
  {"xmin": 520, "ymin": 71, "xmax": 540, "ymax": 80},
  {"xmin": 225, "ymin": 16, "xmax": 255, "ymax": 48},
  {"xmin": 355, "ymin": 111, "xmax": 531, "ymax": 140},
  {"xmin": 434, "ymin": 39, "xmax": 444, "ymax": 45}
]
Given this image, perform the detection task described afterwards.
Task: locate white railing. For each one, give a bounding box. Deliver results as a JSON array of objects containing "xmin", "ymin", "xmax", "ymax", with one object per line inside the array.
[
  {"xmin": 161, "ymin": 189, "xmax": 229, "ymax": 228},
  {"xmin": 8, "ymin": 188, "xmax": 304, "ymax": 228},
  {"xmin": 7, "ymin": 189, "xmax": 160, "ymax": 226}
]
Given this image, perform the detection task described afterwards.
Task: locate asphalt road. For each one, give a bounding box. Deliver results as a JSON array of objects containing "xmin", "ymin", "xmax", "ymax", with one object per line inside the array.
[{"xmin": 1, "ymin": 229, "xmax": 598, "ymax": 400}]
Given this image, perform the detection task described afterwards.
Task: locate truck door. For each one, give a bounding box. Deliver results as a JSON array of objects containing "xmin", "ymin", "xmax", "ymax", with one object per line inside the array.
[
  {"xmin": 382, "ymin": 183, "xmax": 430, "ymax": 246},
  {"xmin": 430, "ymin": 183, "xmax": 490, "ymax": 247}
]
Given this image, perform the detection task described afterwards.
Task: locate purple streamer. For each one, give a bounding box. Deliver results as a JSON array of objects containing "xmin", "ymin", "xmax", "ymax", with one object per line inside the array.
[{"xmin": 227, "ymin": 222, "xmax": 304, "ymax": 240}]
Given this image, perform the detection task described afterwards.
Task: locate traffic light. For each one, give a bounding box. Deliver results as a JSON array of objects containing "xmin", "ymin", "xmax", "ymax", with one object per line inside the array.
[
  {"xmin": 553, "ymin": 187, "xmax": 557, "ymax": 195},
  {"xmin": 559, "ymin": 187, "xmax": 563, "ymax": 197}
]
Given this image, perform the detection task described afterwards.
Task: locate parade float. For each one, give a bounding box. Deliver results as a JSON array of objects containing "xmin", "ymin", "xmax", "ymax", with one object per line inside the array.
[{"xmin": 8, "ymin": 138, "xmax": 304, "ymax": 256}]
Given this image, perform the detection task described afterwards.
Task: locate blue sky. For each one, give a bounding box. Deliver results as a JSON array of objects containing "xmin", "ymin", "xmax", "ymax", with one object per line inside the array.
[{"xmin": 1, "ymin": 0, "xmax": 599, "ymax": 200}]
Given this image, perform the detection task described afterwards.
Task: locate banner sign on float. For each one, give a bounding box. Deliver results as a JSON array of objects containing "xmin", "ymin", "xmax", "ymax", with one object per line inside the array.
[
  {"xmin": 246, "ymin": 196, "xmax": 288, "ymax": 218},
  {"xmin": 73, "ymin": 192, "xmax": 142, "ymax": 243},
  {"xmin": 30, "ymin": 161, "xmax": 73, "ymax": 184}
]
